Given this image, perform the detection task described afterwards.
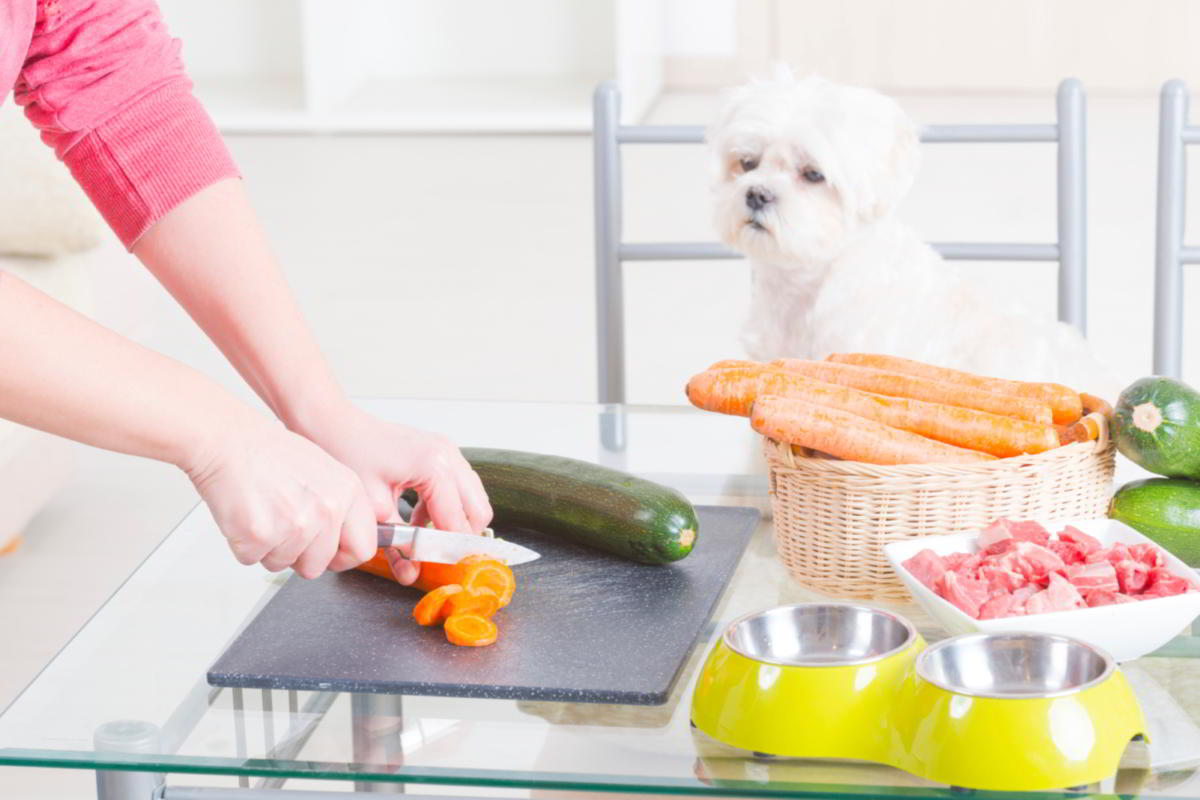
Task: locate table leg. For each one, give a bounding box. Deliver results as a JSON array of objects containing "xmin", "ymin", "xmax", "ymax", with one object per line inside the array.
[
  {"xmin": 94, "ymin": 720, "xmax": 165, "ymax": 800},
  {"xmin": 351, "ymin": 693, "xmax": 406, "ymax": 793}
]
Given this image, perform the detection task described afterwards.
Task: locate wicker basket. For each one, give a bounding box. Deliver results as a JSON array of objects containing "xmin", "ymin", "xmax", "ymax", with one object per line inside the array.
[{"xmin": 763, "ymin": 423, "xmax": 1117, "ymax": 602}]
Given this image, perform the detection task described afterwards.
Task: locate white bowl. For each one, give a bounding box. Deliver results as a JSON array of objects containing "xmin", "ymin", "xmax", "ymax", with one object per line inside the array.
[{"xmin": 884, "ymin": 518, "xmax": 1200, "ymax": 662}]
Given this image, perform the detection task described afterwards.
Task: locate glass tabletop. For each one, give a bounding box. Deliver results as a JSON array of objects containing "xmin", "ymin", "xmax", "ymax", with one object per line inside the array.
[{"xmin": 3, "ymin": 399, "xmax": 1200, "ymax": 798}]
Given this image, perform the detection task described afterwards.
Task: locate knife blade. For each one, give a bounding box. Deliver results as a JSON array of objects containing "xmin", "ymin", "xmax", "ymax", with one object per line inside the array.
[{"xmin": 376, "ymin": 523, "xmax": 540, "ymax": 566}]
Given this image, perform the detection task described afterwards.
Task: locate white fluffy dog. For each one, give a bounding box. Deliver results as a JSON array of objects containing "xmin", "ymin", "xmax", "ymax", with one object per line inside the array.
[{"xmin": 708, "ymin": 72, "xmax": 1113, "ymax": 393}]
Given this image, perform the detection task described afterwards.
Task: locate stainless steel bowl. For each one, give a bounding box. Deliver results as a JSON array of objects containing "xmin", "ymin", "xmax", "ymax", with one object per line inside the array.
[
  {"xmin": 917, "ymin": 633, "xmax": 1115, "ymax": 699},
  {"xmin": 723, "ymin": 603, "xmax": 917, "ymax": 667}
]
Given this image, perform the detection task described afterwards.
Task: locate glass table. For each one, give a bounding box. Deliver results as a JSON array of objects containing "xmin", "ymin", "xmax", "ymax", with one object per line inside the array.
[{"xmin": 3, "ymin": 399, "xmax": 1200, "ymax": 799}]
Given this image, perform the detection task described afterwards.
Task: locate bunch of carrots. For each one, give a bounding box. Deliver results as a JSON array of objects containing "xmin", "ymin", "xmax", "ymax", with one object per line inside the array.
[
  {"xmin": 358, "ymin": 552, "xmax": 516, "ymax": 646},
  {"xmin": 686, "ymin": 353, "xmax": 1112, "ymax": 465}
]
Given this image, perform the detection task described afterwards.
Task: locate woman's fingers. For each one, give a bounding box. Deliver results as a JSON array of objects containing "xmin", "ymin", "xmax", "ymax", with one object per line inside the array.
[
  {"xmin": 385, "ymin": 546, "xmax": 421, "ymax": 585},
  {"xmin": 420, "ymin": 478, "xmax": 473, "ymax": 535},
  {"xmin": 328, "ymin": 489, "xmax": 379, "ymax": 572},
  {"xmin": 292, "ymin": 519, "xmax": 340, "ymax": 579},
  {"xmin": 457, "ymin": 469, "xmax": 493, "ymax": 534}
]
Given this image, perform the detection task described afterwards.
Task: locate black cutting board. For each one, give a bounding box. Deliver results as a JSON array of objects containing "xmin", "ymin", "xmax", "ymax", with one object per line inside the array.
[{"xmin": 207, "ymin": 505, "xmax": 758, "ymax": 705}]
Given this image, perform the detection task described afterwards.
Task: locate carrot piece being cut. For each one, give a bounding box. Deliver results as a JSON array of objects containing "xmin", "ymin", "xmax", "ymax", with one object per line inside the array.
[
  {"xmin": 357, "ymin": 549, "xmax": 395, "ymax": 581},
  {"xmin": 413, "ymin": 584, "xmax": 464, "ymax": 626},
  {"xmin": 751, "ymin": 395, "xmax": 996, "ymax": 465},
  {"xmin": 826, "ymin": 353, "xmax": 1083, "ymax": 425},
  {"xmin": 445, "ymin": 613, "xmax": 498, "ymax": 647},
  {"xmin": 447, "ymin": 587, "xmax": 501, "ymax": 618},
  {"xmin": 770, "ymin": 359, "xmax": 1053, "ymax": 425},
  {"xmin": 414, "ymin": 558, "xmax": 516, "ymax": 608}
]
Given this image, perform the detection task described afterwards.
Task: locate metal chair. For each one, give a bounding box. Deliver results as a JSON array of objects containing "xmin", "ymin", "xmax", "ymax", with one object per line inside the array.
[
  {"xmin": 592, "ymin": 79, "xmax": 1088, "ymax": 449},
  {"xmin": 1154, "ymin": 79, "xmax": 1199, "ymax": 378}
]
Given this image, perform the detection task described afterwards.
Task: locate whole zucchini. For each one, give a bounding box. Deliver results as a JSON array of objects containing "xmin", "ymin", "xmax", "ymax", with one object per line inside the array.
[
  {"xmin": 462, "ymin": 447, "xmax": 698, "ymax": 564},
  {"xmin": 1113, "ymin": 376, "xmax": 1200, "ymax": 479},
  {"xmin": 1109, "ymin": 478, "xmax": 1200, "ymax": 566}
]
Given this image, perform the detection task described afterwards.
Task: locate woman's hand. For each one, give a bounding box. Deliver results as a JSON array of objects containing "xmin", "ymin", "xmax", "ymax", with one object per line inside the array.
[
  {"xmin": 294, "ymin": 403, "xmax": 493, "ymax": 585},
  {"xmin": 185, "ymin": 418, "xmax": 379, "ymax": 578}
]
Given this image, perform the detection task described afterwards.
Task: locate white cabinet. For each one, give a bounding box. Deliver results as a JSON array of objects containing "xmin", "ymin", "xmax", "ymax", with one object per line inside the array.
[{"xmin": 158, "ymin": 0, "xmax": 664, "ymax": 133}]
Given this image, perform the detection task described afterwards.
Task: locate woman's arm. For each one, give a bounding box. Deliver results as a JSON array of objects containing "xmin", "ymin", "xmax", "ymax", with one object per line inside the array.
[
  {"xmin": 133, "ymin": 180, "xmax": 492, "ymax": 550},
  {"xmin": 0, "ymin": 271, "xmax": 377, "ymax": 576}
]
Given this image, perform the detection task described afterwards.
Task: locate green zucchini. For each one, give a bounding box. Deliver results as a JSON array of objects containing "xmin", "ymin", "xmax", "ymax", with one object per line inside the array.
[
  {"xmin": 461, "ymin": 447, "xmax": 698, "ymax": 564},
  {"xmin": 1109, "ymin": 478, "xmax": 1200, "ymax": 566},
  {"xmin": 1113, "ymin": 376, "xmax": 1200, "ymax": 479}
]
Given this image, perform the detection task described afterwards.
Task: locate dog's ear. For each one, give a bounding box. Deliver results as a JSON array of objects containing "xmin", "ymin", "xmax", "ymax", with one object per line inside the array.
[{"xmin": 868, "ymin": 103, "xmax": 920, "ymax": 220}]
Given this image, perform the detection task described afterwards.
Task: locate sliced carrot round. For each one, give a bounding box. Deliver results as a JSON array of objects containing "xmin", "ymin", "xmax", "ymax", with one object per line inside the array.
[
  {"xmin": 462, "ymin": 562, "xmax": 515, "ymax": 608},
  {"xmin": 412, "ymin": 584, "xmax": 464, "ymax": 626},
  {"xmin": 447, "ymin": 587, "xmax": 500, "ymax": 618},
  {"xmin": 445, "ymin": 613, "xmax": 498, "ymax": 647}
]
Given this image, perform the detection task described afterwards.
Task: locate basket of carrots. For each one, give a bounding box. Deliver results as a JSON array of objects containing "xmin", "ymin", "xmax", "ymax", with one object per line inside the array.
[{"xmin": 686, "ymin": 353, "xmax": 1116, "ymax": 601}]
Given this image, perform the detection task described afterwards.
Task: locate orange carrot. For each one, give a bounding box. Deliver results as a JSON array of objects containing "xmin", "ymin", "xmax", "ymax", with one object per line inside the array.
[
  {"xmin": 413, "ymin": 584, "xmax": 464, "ymax": 626},
  {"xmin": 751, "ymin": 395, "xmax": 995, "ymax": 465},
  {"xmin": 707, "ymin": 359, "xmax": 762, "ymax": 371},
  {"xmin": 771, "ymin": 359, "xmax": 1053, "ymax": 424},
  {"xmin": 762, "ymin": 370, "xmax": 1057, "ymax": 457},
  {"xmin": 1061, "ymin": 412, "xmax": 1107, "ymax": 444},
  {"xmin": 357, "ymin": 553, "xmax": 516, "ymax": 609},
  {"xmin": 1080, "ymin": 393, "xmax": 1112, "ymax": 418},
  {"xmin": 447, "ymin": 587, "xmax": 501, "ymax": 618},
  {"xmin": 826, "ymin": 353, "xmax": 1082, "ymax": 425},
  {"xmin": 686, "ymin": 367, "xmax": 762, "ymax": 415},
  {"xmin": 445, "ymin": 613, "xmax": 498, "ymax": 647}
]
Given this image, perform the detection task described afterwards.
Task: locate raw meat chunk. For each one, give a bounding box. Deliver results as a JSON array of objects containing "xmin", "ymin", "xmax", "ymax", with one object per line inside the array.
[
  {"xmin": 1105, "ymin": 542, "xmax": 1133, "ymax": 566},
  {"xmin": 1065, "ymin": 561, "xmax": 1120, "ymax": 593},
  {"xmin": 1086, "ymin": 590, "xmax": 1137, "ymax": 607},
  {"xmin": 937, "ymin": 571, "xmax": 991, "ymax": 618},
  {"xmin": 979, "ymin": 562, "xmax": 1026, "ymax": 594},
  {"xmin": 1057, "ymin": 525, "xmax": 1103, "ymax": 556},
  {"xmin": 1143, "ymin": 567, "xmax": 1195, "ymax": 598},
  {"xmin": 1014, "ymin": 541, "xmax": 1067, "ymax": 582},
  {"xmin": 979, "ymin": 520, "xmax": 1016, "ymax": 555},
  {"xmin": 1049, "ymin": 539, "xmax": 1085, "ymax": 566},
  {"xmin": 1115, "ymin": 559, "xmax": 1150, "ymax": 594},
  {"xmin": 1084, "ymin": 549, "xmax": 1109, "ymax": 564},
  {"xmin": 978, "ymin": 593, "xmax": 1021, "ymax": 619},
  {"xmin": 1010, "ymin": 520, "xmax": 1051, "ymax": 546},
  {"xmin": 1025, "ymin": 573, "xmax": 1086, "ymax": 616},
  {"xmin": 903, "ymin": 548, "xmax": 947, "ymax": 590},
  {"xmin": 1131, "ymin": 543, "xmax": 1166, "ymax": 570},
  {"xmin": 944, "ymin": 552, "xmax": 971, "ymax": 570}
]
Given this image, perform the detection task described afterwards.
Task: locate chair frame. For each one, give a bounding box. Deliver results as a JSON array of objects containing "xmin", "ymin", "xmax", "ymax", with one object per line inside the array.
[
  {"xmin": 1154, "ymin": 79, "xmax": 1198, "ymax": 378},
  {"xmin": 593, "ymin": 79, "xmax": 1088, "ymax": 427}
]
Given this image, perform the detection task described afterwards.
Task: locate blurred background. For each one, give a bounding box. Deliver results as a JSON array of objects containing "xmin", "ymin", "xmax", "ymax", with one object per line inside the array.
[{"xmin": 5, "ymin": 1, "xmax": 1200, "ymax": 792}]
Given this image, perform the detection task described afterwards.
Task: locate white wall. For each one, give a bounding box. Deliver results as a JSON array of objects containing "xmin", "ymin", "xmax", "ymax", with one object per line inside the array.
[{"xmin": 664, "ymin": 0, "xmax": 737, "ymax": 57}]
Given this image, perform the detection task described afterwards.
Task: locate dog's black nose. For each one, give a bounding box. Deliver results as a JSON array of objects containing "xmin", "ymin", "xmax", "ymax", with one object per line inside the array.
[{"xmin": 746, "ymin": 187, "xmax": 774, "ymax": 211}]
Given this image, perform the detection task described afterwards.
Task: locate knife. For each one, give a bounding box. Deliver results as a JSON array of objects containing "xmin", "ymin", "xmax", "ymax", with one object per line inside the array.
[{"xmin": 376, "ymin": 523, "xmax": 540, "ymax": 566}]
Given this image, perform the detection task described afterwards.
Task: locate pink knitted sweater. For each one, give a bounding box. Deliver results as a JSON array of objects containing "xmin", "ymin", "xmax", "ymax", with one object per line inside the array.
[{"xmin": 3, "ymin": 0, "xmax": 239, "ymax": 248}]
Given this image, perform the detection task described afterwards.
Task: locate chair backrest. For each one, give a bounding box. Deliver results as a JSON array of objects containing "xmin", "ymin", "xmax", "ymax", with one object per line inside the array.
[
  {"xmin": 1154, "ymin": 79, "xmax": 1197, "ymax": 379},
  {"xmin": 593, "ymin": 79, "xmax": 1088, "ymax": 406}
]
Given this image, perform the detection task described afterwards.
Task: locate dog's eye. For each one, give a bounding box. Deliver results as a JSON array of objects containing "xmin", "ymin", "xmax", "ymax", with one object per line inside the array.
[
  {"xmin": 739, "ymin": 157, "xmax": 759, "ymax": 172},
  {"xmin": 801, "ymin": 167, "xmax": 825, "ymax": 184}
]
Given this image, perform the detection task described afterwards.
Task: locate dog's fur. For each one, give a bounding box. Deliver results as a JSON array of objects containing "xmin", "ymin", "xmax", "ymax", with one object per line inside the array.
[{"xmin": 708, "ymin": 72, "xmax": 1114, "ymax": 394}]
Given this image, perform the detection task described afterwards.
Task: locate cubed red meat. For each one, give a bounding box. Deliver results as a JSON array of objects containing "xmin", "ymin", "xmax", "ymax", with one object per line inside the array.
[
  {"xmin": 1105, "ymin": 542, "xmax": 1133, "ymax": 566},
  {"xmin": 978, "ymin": 593, "xmax": 1021, "ymax": 619},
  {"xmin": 1025, "ymin": 572, "xmax": 1086, "ymax": 616},
  {"xmin": 944, "ymin": 552, "xmax": 971, "ymax": 570},
  {"xmin": 937, "ymin": 571, "xmax": 991, "ymax": 618},
  {"xmin": 1115, "ymin": 559, "xmax": 1150, "ymax": 594},
  {"xmin": 1131, "ymin": 543, "xmax": 1166, "ymax": 570},
  {"xmin": 979, "ymin": 562, "xmax": 1027, "ymax": 594},
  {"xmin": 1049, "ymin": 539, "xmax": 1085, "ymax": 566},
  {"xmin": 903, "ymin": 548, "xmax": 947, "ymax": 590},
  {"xmin": 979, "ymin": 520, "xmax": 1016, "ymax": 555},
  {"xmin": 1086, "ymin": 589, "xmax": 1137, "ymax": 607},
  {"xmin": 1014, "ymin": 541, "xmax": 1067, "ymax": 582},
  {"xmin": 1065, "ymin": 560, "xmax": 1120, "ymax": 592},
  {"xmin": 1084, "ymin": 549, "xmax": 1109, "ymax": 564},
  {"xmin": 1057, "ymin": 525, "xmax": 1103, "ymax": 556},
  {"xmin": 1143, "ymin": 567, "xmax": 1195, "ymax": 598},
  {"xmin": 1010, "ymin": 520, "xmax": 1051, "ymax": 546}
]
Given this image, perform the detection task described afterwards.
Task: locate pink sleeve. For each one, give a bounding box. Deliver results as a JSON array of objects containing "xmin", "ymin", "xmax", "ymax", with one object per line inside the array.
[{"xmin": 14, "ymin": 0, "xmax": 240, "ymax": 250}]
